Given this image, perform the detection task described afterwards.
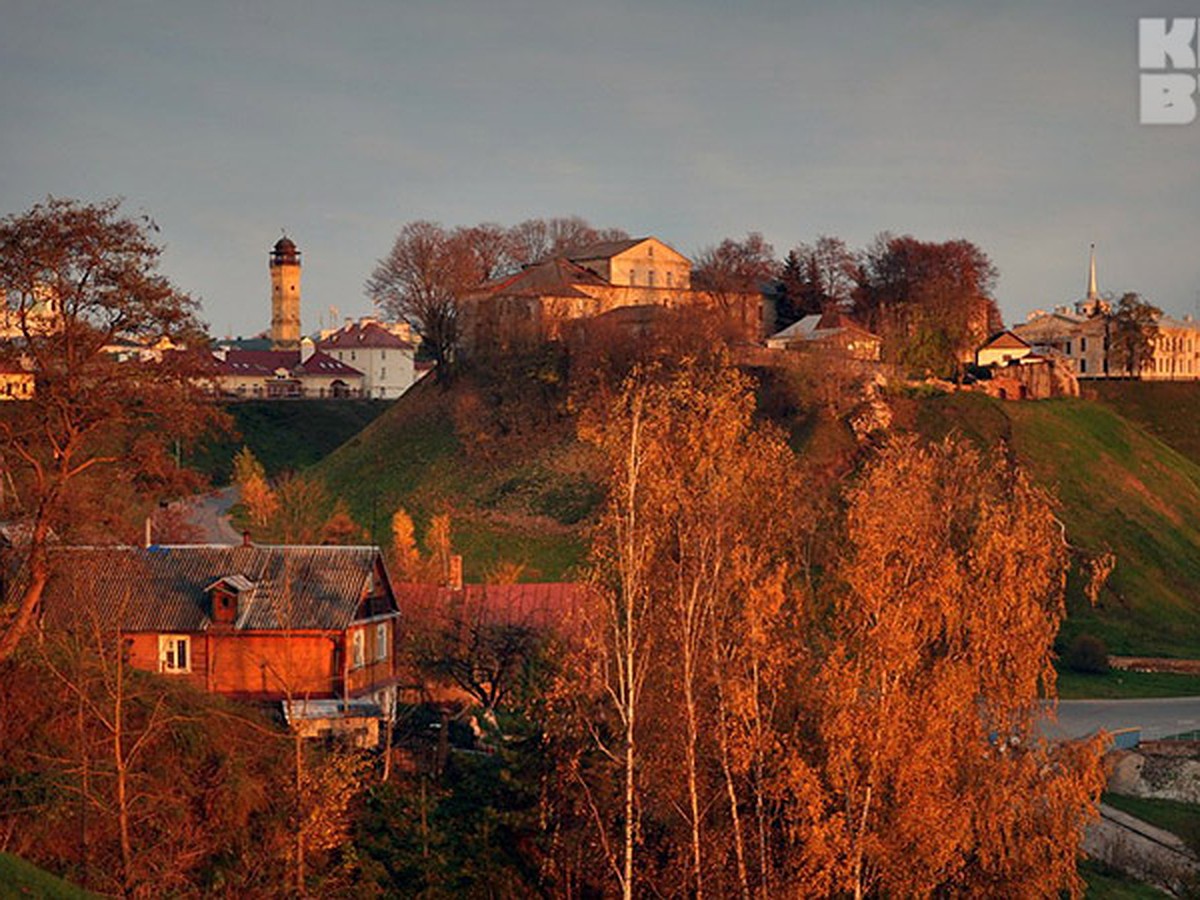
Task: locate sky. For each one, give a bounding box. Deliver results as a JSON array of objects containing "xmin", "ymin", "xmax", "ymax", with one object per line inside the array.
[{"xmin": 2, "ymin": 0, "xmax": 1198, "ymax": 338}]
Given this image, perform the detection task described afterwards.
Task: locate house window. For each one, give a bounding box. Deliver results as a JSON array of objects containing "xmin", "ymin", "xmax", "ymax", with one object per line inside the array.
[
  {"xmin": 352, "ymin": 630, "xmax": 364, "ymax": 668},
  {"xmin": 376, "ymin": 623, "xmax": 388, "ymax": 661},
  {"xmin": 381, "ymin": 351, "xmax": 386, "ymax": 360},
  {"xmin": 1080, "ymin": 337, "xmax": 1087, "ymax": 352},
  {"xmin": 648, "ymin": 270, "xmax": 655, "ymax": 287},
  {"xmin": 381, "ymin": 367, "xmax": 386, "ymax": 379},
  {"xmin": 1064, "ymin": 341, "xmax": 1071, "ymax": 355},
  {"xmin": 1080, "ymin": 358, "xmax": 1087, "ymax": 374},
  {"xmin": 159, "ymin": 635, "xmax": 191, "ymax": 674}
]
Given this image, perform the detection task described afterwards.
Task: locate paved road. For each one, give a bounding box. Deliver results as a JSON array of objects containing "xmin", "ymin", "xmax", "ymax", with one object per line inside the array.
[
  {"xmin": 176, "ymin": 485, "xmax": 241, "ymax": 544},
  {"xmin": 1045, "ymin": 697, "xmax": 1200, "ymax": 742}
]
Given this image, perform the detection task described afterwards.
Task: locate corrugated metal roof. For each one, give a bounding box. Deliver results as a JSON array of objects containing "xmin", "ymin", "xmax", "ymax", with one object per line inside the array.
[
  {"xmin": 391, "ymin": 582, "xmax": 588, "ymax": 632},
  {"xmin": 41, "ymin": 545, "xmax": 388, "ymax": 633}
]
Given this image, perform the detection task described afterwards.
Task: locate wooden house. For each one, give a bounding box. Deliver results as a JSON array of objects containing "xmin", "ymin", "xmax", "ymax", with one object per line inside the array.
[{"xmin": 37, "ymin": 542, "xmax": 404, "ymax": 724}]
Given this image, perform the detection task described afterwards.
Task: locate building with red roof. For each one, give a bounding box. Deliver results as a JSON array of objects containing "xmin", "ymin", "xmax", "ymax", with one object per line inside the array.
[{"xmin": 317, "ymin": 317, "xmax": 417, "ymax": 398}]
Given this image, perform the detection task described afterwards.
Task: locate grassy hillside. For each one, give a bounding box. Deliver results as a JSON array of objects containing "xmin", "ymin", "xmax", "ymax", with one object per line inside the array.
[
  {"xmin": 311, "ymin": 379, "xmax": 592, "ymax": 582},
  {"xmin": 913, "ymin": 392, "xmax": 1200, "ymax": 658},
  {"xmin": 190, "ymin": 399, "xmax": 393, "ymax": 483},
  {"xmin": 0, "ymin": 853, "xmax": 97, "ymax": 899},
  {"xmin": 297, "ymin": 370, "xmax": 1199, "ymax": 657},
  {"xmin": 1087, "ymin": 381, "xmax": 1200, "ymax": 466}
]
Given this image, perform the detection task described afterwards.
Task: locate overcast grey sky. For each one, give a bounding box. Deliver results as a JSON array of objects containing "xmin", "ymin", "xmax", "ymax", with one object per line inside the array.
[{"xmin": 2, "ymin": 1, "xmax": 1197, "ymax": 337}]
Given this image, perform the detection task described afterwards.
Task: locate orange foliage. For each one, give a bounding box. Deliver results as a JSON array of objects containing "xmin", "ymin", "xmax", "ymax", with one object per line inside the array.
[{"xmin": 555, "ymin": 363, "xmax": 1103, "ymax": 899}]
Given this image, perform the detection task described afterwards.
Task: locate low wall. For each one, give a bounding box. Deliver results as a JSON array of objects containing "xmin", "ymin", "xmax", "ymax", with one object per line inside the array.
[{"xmin": 1110, "ymin": 656, "xmax": 1200, "ymax": 675}]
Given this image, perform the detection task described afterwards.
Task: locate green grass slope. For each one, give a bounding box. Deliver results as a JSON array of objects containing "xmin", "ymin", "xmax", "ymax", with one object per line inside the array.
[
  {"xmin": 914, "ymin": 393, "xmax": 1200, "ymax": 658},
  {"xmin": 1087, "ymin": 381, "xmax": 1200, "ymax": 467},
  {"xmin": 303, "ymin": 371, "xmax": 1199, "ymax": 656},
  {"xmin": 0, "ymin": 853, "xmax": 98, "ymax": 899},
  {"xmin": 310, "ymin": 379, "xmax": 592, "ymax": 582},
  {"xmin": 190, "ymin": 399, "xmax": 393, "ymax": 483}
]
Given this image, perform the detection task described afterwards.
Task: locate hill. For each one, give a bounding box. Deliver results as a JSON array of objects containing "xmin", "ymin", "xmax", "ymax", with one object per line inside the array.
[
  {"xmin": 1086, "ymin": 380, "xmax": 1200, "ymax": 467},
  {"xmin": 310, "ymin": 376, "xmax": 593, "ymax": 582},
  {"xmin": 190, "ymin": 399, "xmax": 393, "ymax": 483},
  {"xmin": 0, "ymin": 853, "xmax": 97, "ymax": 899},
  {"xmin": 909, "ymin": 391, "xmax": 1200, "ymax": 658},
  {"xmin": 304, "ymin": 366, "xmax": 1199, "ymax": 657}
]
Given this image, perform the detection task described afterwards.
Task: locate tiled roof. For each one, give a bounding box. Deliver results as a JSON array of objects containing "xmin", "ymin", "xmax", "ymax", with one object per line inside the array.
[
  {"xmin": 318, "ymin": 321, "xmax": 414, "ymax": 351},
  {"xmin": 565, "ymin": 238, "xmax": 647, "ymax": 261},
  {"xmin": 40, "ymin": 544, "xmax": 389, "ymax": 633},
  {"xmin": 477, "ymin": 258, "xmax": 609, "ymax": 298},
  {"xmin": 209, "ymin": 349, "xmax": 363, "ymax": 378}
]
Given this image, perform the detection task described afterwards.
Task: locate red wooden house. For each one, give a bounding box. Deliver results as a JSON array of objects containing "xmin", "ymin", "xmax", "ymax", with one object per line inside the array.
[{"xmin": 38, "ymin": 542, "xmax": 404, "ymax": 727}]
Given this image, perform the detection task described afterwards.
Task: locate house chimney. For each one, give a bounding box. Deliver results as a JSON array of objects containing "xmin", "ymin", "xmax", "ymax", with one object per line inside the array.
[
  {"xmin": 448, "ymin": 554, "xmax": 463, "ymax": 591},
  {"xmin": 144, "ymin": 517, "xmax": 152, "ymax": 548},
  {"xmin": 242, "ymin": 530, "xmax": 252, "ymax": 547}
]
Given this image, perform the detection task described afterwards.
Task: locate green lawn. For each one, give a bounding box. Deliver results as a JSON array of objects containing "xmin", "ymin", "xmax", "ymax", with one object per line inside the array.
[
  {"xmin": 1057, "ymin": 668, "xmax": 1200, "ymax": 700},
  {"xmin": 1080, "ymin": 859, "xmax": 1169, "ymax": 898},
  {"xmin": 1103, "ymin": 793, "xmax": 1200, "ymax": 850},
  {"xmin": 0, "ymin": 853, "xmax": 98, "ymax": 899},
  {"xmin": 1005, "ymin": 400, "xmax": 1200, "ymax": 659}
]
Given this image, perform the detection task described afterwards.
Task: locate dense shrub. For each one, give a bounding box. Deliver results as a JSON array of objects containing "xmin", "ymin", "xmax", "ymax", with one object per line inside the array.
[{"xmin": 1065, "ymin": 634, "xmax": 1110, "ymax": 674}]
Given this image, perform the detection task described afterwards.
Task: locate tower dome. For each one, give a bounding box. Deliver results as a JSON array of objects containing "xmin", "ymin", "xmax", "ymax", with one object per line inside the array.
[{"xmin": 270, "ymin": 236, "xmax": 301, "ymax": 267}]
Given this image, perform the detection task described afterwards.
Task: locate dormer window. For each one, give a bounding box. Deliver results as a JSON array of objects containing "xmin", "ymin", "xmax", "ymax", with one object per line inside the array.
[{"xmin": 206, "ymin": 574, "xmax": 254, "ymax": 626}]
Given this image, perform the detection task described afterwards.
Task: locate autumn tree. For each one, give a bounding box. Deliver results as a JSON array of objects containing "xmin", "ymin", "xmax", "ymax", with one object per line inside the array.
[
  {"xmin": 507, "ymin": 216, "xmax": 629, "ymax": 266},
  {"xmin": 573, "ymin": 360, "xmax": 803, "ymax": 898},
  {"xmin": 0, "ymin": 197, "xmax": 224, "ymax": 662},
  {"xmin": 234, "ymin": 445, "xmax": 278, "ymax": 530},
  {"xmin": 776, "ymin": 236, "xmax": 860, "ymax": 327},
  {"xmin": 854, "ymin": 233, "xmax": 1000, "ymax": 377},
  {"xmin": 389, "ymin": 506, "xmax": 421, "ymax": 580},
  {"xmin": 1108, "ymin": 291, "xmax": 1161, "ymax": 377},
  {"xmin": 692, "ymin": 232, "xmax": 778, "ymax": 314},
  {"xmin": 787, "ymin": 437, "xmax": 1104, "ymax": 898},
  {"xmin": 365, "ymin": 221, "xmax": 484, "ymax": 376},
  {"xmin": 561, "ymin": 361, "xmax": 1104, "ymax": 898}
]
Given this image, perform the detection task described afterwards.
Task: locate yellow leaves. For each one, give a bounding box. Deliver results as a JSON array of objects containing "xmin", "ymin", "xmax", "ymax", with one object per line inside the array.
[
  {"xmin": 297, "ymin": 746, "xmax": 369, "ymax": 855},
  {"xmin": 803, "ymin": 434, "xmax": 1101, "ymax": 896},
  {"xmin": 240, "ymin": 473, "xmax": 278, "ymax": 530},
  {"xmin": 389, "ymin": 507, "xmax": 420, "ymax": 580}
]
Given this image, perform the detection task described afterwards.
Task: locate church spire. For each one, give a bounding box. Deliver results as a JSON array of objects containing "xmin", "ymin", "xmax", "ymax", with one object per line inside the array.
[{"xmin": 1087, "ymin": 243, "xmax": 1098, "ymax": 301}]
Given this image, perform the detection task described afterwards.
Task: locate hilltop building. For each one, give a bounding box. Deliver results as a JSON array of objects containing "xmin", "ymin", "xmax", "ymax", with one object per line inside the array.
[
  {"xmin": 766, "ymin": 310, "xmax": 881, "ymax": 360},
  {"xmin": 1013, "ymin": 247, "xmax": 1200, "ymax": 380},
  {"xmin": 203, "ymin": 341, "xmax": 365, "ymax": 399},
  {"xmin": 269, "ymin": 236, "xmax": 302, "ymax": 350},
  {"xmin": 458, "ymin": 237, "xmax": 763, "ymax": 356},
  {"xmin": 317, "ymin": 318, "xmax": 417, "ymax": 398}
]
